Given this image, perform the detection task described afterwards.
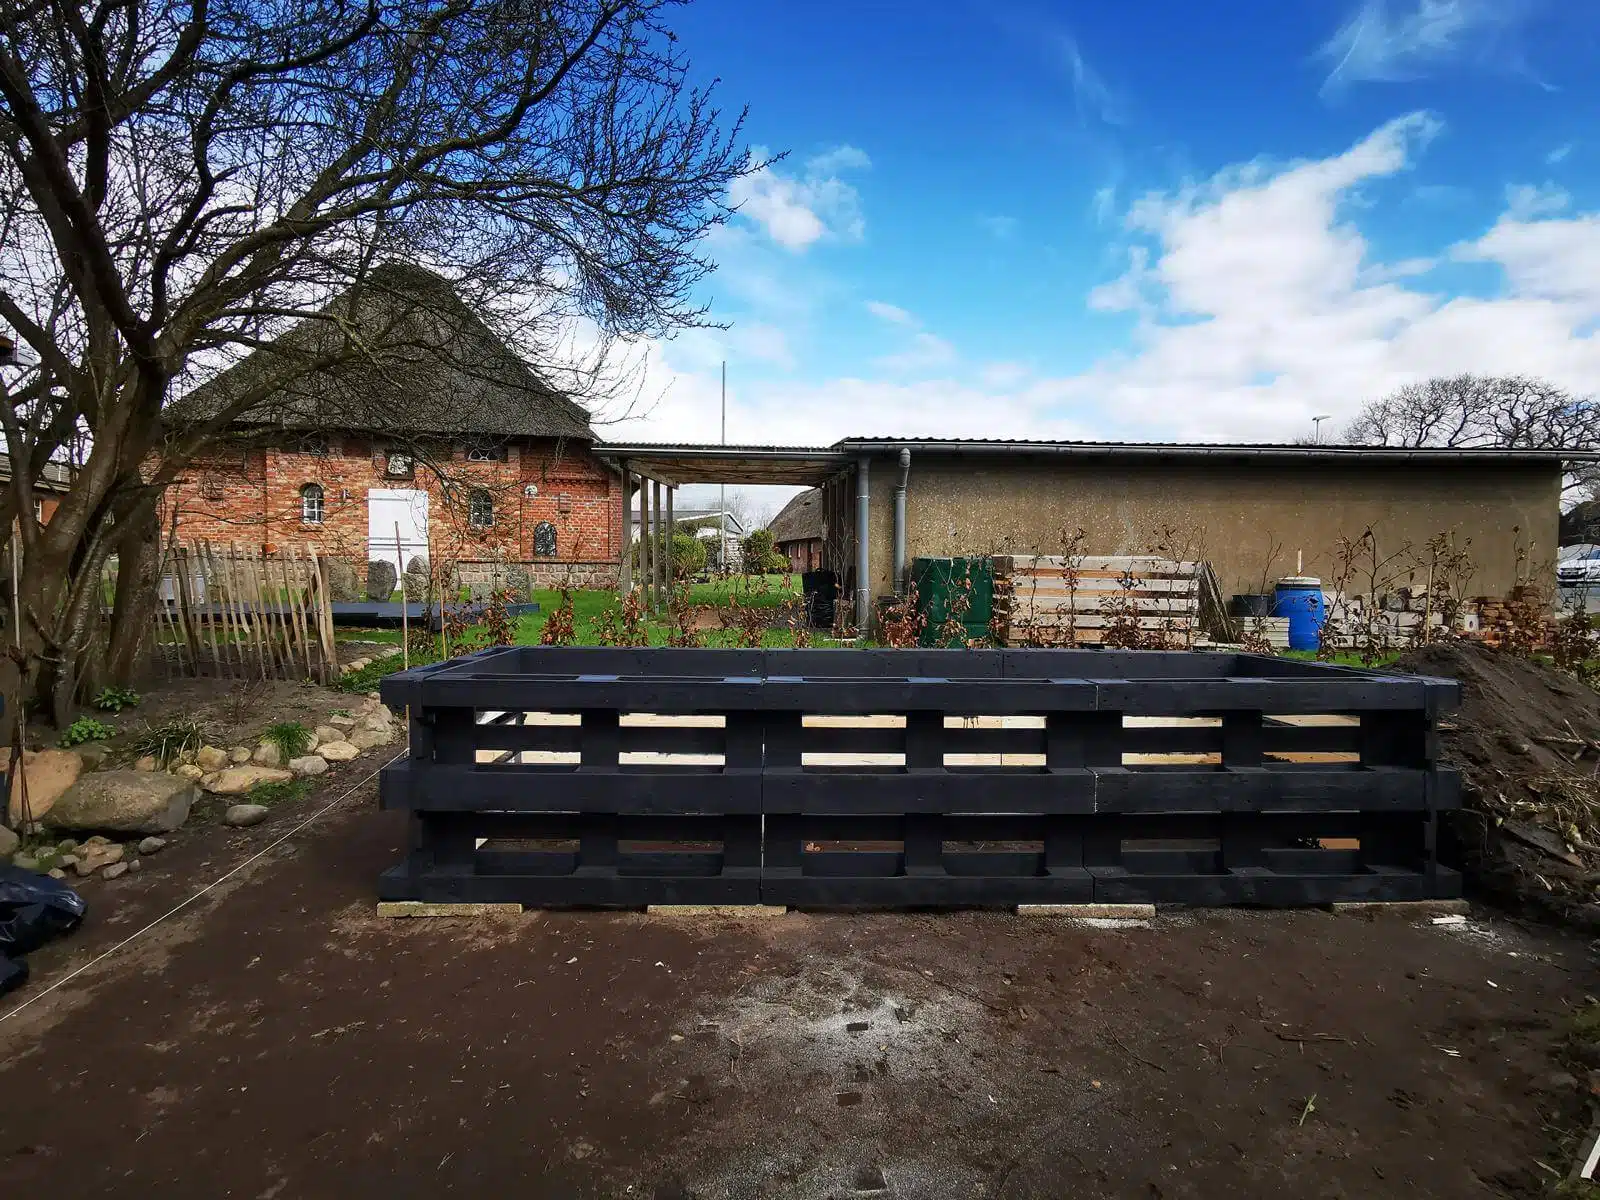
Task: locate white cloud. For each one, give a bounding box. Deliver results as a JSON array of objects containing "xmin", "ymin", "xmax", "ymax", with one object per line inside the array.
[
  {"xmin": 1504, "ymin": 181, "xmax": 1570, "ymax": 219},
  {"xmin": 1317, "ymin": 0, "xmax": 1532, "ymax": 95},
  {"xmin": 875, "ymin": 332, "xmax": 958, "ymax": 374},
  {"xmin": 608, "ymin": 112, "xmax": 1600, "ymax": 449},
  {"xmin": 978, "ymin": 215, "xmax": 1019, "ymax": 239},
  {"xmin": 807, "ymin": 145, "xmax": 872, "ymax": 174},
  {"xmin": 865, "ymin": 300, "xmax": 914, "ymax": 326},
  {"xmin": 1091, "ymin": 184, "xmax": 1118, "ymax": 224},
  {"xmin": 1548, "ymin": 142, "xmax": 1574, "ymax": 165},
  {"xmin": 727, "ymin": 144, "xmax": 870, "ymax": 252},
  {"xmin": 1062, "ymin": 35, "xmax": 1122, "ymax": 126}
]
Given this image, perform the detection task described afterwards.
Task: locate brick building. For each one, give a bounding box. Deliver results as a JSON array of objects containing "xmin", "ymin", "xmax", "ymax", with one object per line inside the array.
[{"xmin": 164, "ymin": 265, "xmax": 623, "ymax": 588}]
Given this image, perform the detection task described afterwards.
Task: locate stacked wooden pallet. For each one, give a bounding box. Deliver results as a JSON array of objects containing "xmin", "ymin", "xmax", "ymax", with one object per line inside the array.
[{"xmin": 991, "ymin": 555, "xmax": 1233, "ymax": 647}]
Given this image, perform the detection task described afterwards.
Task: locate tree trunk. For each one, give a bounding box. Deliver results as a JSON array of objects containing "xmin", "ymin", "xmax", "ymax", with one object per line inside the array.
[{"xmin": 106, "ymin": 504, "xmax": 163, "ymax": 685}]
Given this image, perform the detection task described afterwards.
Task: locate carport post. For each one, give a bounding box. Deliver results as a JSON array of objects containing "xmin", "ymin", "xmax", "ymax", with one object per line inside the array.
[
  {"xmin": 855, "ymin": 455, "xmax": 871, "ymax": 636},
  {"xmin": 652, "ymin": 478, "xmax": 665, "ymax": 610},
  {"xmin": 641, "ymin": 476, "xmax": 653, "ymax": 610},
  {"xmin": 665, "ymin": 485, "xmax": 675, "ymax": 595},
  {"xmin": 618, "ymin": 462, "xmax": 632, "ymax": 597}
]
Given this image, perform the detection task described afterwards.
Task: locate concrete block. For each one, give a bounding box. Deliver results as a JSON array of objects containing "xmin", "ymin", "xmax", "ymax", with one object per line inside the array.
[
  {"xmin": 645, "ymin": 904, "xmax": 788, "ymax": 917},
  {"xmin": 376, "ymin": 901, "xmax": 525, "ymax": 918},
  {"xmin": 1016, "ymin": 903, "xmax": 1158, "ymax": 918},
  {"xmin": 1328, "ymin": 899, "xmax": 1470, "ymax": 917}
]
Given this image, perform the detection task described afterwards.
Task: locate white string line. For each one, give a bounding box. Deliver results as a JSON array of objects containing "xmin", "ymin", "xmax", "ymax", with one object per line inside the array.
[{"xmin": 0, "ymin": 750, "xmax": 400, "ymax": 1026}]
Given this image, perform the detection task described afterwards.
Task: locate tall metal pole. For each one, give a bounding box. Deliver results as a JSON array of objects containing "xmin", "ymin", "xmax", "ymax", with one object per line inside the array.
[{"xmin": 720, "ymin": 360, "xmax": 727, "ymax": 573}]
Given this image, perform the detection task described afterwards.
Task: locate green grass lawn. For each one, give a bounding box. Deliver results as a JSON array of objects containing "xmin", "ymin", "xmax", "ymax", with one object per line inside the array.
[{"xmin": 333, "ymin": 576, "xmax": 816, "ymax": 690}]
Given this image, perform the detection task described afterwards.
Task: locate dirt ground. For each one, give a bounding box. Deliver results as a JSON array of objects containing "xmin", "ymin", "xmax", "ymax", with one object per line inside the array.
[
  {"xmin": 0, "ymin": 768, "xmax": 1593, "ymax": 1199},
  {"xmin": 1394, "ymin": 642, "xmax": 1600, "ymax": 932}
]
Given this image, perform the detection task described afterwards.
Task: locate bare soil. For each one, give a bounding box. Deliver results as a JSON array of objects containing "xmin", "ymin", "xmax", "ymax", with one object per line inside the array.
[
  {"xmin": 27, "ymin": 673, "xmax": 366, "ymax": 763},
  {"xmin": 0, "ymin": 772, "xmax": 1592, "ymax": 1199},
  {"xmin": 1393, "ymin": 642, "xmax": 1600, "ymax": 931}
]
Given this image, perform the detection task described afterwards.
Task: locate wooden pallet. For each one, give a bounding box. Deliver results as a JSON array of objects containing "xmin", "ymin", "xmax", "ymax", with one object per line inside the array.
[{"xmin": 991, "ymin": 556, "xmax": 1234, "ymax": 647}]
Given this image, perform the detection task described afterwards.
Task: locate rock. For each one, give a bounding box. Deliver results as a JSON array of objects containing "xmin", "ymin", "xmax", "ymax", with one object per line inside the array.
[
  {"xmin": 344, "ymin": 659, "xmax": 370, "ymax": 673},
  {"xmin": 174, "ymin": 763, "xmax": 205, "ymax": 781},
  {"xmin": 327, "ymin": 558, "xmax": 361, "ymax": 603},
  {"xmin": 288, "ymin": 755, "xmax": 328, "ymax": 778},
  {"xmin": 73, "ymin": 842, "xmax": 125, "ymax": 876},
  {"xmin": 317, "ymin": 740, "xmax": 359, "ymax": 762},
  {"xmin": 137, "ymin": 836, "xmax": 167, "ymax": 855},
  {"xmin": 58, "ymin": 854, "xmax": 78, "ymax": 868},
  {"xmin": 47, "ymin": 867, "xmax": 65, "ymax": 880},
  {"xmin": 200, "ymin": 765, "xmax": 292, "ymax": 796},
  {"xmin": 326, "ymin": 716, "xmax": 356, "ymax": 730},
  {"xmin": 314, "ymin": 725, "xmax": 344, "ymax": 744},
  {"xmin": 102, "ymin": 861, "xmax": 129, "ymax": 880},
  {"xmin": 7, "ymin": 747, "xmax": 84, "ymax": 826},
  {"xmin": 367, "ymin": 559, "xmax": 399, "ymax": 603},
  {"xmin": 48, "ymin": 771, "xmax": 196, "ymax": 835},
  {"xmin": 74, "ymin": 743, "xmax": 112, "ymax": 772},
  {"xmin": 134, "ymin": 755, "xmax": 158, "ymax": 772},
  {"xmin": 224, "ymin": 804, "xmax": 269, "ymax": 828},
  {"xmin": 348, "ymin": 727, "xmax": 393, "ymax": 751},
  {"xmin": 504, "ymin": 564, "xmax": 532, "ymax": 604},
  {"xmin": 365, "ymin": 691, "xmax": 380, "ymax": 702},
  {"xmin": 358, "ymin": 709, "xmax": 394, "ymax": 732},
  {"xmin": 251, "ymin": 741, "xmax": 283, "ymax": 768},
  {"xmin": 228, "ymin": 746, "xmax": 252, "ymax": 765},
  {"xmin": 56, "ymin": 838, "xmax": 77, "ymax": 853},
  {"xmin": 0, "ymin": 824, "xmax": 17, "ymax": 858},
  {"xmin": 195, "ymin": 745, "xmax": 230, "ymax": 772},
  {"xmin": 128, "ymin": 857, "xmax": 141, "ymax": 872},
  {"xmin": 83, "ymin": 835, "xmax": 112, "ymax": 846},
  {"xmin": 303, "ymin": 729, "xmax": 320, "ymax": 751},
  {"xmin": 12, "ymin": 853, "xmax": 39, "ymax": 871}
]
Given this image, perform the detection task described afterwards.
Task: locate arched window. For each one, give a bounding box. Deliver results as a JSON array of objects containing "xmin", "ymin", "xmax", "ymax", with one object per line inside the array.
[
  {"xmin": 300, "ymin": 483, "xmax": 324, "ymax": 524},
  {"xmin": 468, "ymin": 488, "xmax": 493, "ymax": 528},
  {"xmin": 533, "ymin": 520, "xmax": 557, "ymax": 557}
]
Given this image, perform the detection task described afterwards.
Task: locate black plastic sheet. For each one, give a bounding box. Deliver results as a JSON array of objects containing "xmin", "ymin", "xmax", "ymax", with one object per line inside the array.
[{"xmin": 0, "ymin": 865, "xmax": 86, "ymax": 996}]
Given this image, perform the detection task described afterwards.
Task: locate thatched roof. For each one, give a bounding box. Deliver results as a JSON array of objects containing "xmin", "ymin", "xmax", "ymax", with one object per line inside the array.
[
  {"xmin": 769, "ymin": 487, "xmax": 822, "ymax": 545},
  {"xmin": 170, "ymin": 264, "xmax": 593, "ymax": 441}
]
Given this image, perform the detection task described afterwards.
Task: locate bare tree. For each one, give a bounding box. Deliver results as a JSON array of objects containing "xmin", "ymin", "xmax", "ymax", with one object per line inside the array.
[
  {"xmin": 1344, "ymin": 374, "xmax": 1599, "ymax": 454},
  {"xmin": 0, "ymin": 0, "xmax": 753, "ymax": 720}
]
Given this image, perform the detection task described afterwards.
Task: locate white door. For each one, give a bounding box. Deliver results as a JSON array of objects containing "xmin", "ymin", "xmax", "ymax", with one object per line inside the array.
[{"xmin": 368, "ymin": 488, "xmax": 429, "ymax": 579}]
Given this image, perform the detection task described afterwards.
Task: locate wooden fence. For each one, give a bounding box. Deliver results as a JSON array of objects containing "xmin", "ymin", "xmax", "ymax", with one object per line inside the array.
[{"xmin": 154, "ymin": 541, "xmax": 339, "ymax": 683}]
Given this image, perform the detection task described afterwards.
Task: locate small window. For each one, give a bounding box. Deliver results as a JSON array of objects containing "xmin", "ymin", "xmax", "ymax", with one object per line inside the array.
[
  {"xmin": 533, "ymin": 520, "xmax": 557, "ymax": 557},
  {"xmin": 384, "ymin": 451, "xmax": 414, "ymax": 479},
  {"xmin": 301, "ymin": 483, "xmax": 324, "ymax": 525},
  {"xmin": 465, "ymin": 441, "xmax": 507, "ymax": 463},
  {"xmin": 557, "ymin": 492, "xmax": 571, "ymax": 514},
  {"xmin": 200, "ymin": 472, "xmax": 227, "ymax": 500},
  {"xmin": 468, "ymin": 489, "xmax": 493, "ymax": 528},
  {"xmin": 296, "ymin": 434, "xmax": 332, "ymax": 457}
]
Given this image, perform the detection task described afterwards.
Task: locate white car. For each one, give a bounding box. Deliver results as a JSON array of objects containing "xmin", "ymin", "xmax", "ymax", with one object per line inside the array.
[{"xmin": 1558, "ymin": 544, "xmax": 1600, "ymax": 586}]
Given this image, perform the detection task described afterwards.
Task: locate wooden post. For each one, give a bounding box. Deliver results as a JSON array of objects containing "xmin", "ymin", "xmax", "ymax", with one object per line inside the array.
[
  {"xmin": 305, "ymin": 543, "xmax": 338, "ymax": 684},
  {"xmin": 285, "ymin": 545, "xmax": 315, "ymax": 679},
  {"xmin": 618, "ymin": 463, "xmax": 632, "ymax": 599},
  {"xmin": 396, "ymin": 522, "xmax": 410, "ymax": 670},
  {"xmin": 640, "ymin": 476, "xmax": 653, "ymax": 612},
  {"xmin": 665, "ymin": 484, "xmax": 675, "ymax": 594},
  {"xmin": 651, "ymin": 478, "xmax": 664, "ymax": 612}
]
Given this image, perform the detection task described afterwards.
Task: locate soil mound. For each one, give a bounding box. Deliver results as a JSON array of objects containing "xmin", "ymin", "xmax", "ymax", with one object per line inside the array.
[{"xmin": 1392, "ymin": 640, "xmax": 1600, "ymax": 929}]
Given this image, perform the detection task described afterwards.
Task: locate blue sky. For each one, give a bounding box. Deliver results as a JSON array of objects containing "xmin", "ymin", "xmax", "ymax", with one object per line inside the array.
[{"xmin": 610, "ymin": 0, "xmax": 1600, "ymax": 486}]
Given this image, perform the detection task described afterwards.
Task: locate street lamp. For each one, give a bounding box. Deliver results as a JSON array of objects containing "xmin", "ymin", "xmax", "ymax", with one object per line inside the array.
[{"xmin": 1311, "ymin": 414, "xmax": 1332, "ymax": 444}]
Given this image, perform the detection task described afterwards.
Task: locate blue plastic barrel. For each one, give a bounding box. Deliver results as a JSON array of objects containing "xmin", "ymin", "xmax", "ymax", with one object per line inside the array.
[{"xmin": 1273, "ymin": 576, "xmax": 1325, "ymax": 651}]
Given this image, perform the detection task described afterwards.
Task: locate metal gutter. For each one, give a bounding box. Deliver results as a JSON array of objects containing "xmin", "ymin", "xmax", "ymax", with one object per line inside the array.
[{"xmin": 832, "ymin": 439, "xmax": 1597, "ymax": 463}]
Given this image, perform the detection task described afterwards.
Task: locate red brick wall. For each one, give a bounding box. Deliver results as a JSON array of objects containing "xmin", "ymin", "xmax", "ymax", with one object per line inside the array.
[{"xmin": 159, "ymin": 436, "xmax": 621, "ymax": 569}]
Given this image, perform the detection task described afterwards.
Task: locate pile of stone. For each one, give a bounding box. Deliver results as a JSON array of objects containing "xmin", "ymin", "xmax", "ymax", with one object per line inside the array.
[{"xmin": 3, "ymin": 694, "xmax": 401, "ymax": 880}]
